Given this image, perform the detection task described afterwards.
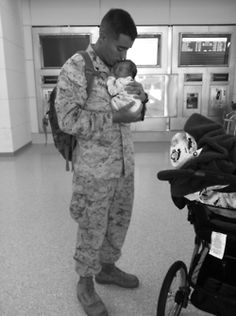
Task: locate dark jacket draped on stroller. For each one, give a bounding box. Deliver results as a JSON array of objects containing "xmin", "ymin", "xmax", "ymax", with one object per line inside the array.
[{"xmin": 163, "ymin": 113, "xmax": 236, "ymax": 209}]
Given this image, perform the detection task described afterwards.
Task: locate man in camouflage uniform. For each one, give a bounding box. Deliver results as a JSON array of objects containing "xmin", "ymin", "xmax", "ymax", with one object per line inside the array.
[{"xmin": 55, "ymin": 8, "xmax": 148, "ymax": 316}]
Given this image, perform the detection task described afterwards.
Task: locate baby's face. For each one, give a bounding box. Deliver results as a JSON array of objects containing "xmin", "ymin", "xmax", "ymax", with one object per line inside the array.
[{"xmin": 113, "ymin": 63, "xmax": 130, "ymax": 78}]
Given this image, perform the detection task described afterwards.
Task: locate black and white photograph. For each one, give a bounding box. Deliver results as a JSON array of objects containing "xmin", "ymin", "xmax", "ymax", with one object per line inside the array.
[{"xmin": 1, "ymin": 1, "xmax": 236, "ymax": 315}]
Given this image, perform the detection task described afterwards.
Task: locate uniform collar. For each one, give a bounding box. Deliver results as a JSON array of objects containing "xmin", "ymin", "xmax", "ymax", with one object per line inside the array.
[{"xmin": 87, "ymin": 44, "xmax": 110, "ymax": 74}]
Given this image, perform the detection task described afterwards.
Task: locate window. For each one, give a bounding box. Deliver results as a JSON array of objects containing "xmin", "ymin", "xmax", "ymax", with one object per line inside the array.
[
  {"xmin": 179, "ymin": 33, "xmax": 231, "ymax": 66},
  {"xmin": 127, "ymin": 34, "xmax": 161, "ymax": 67},
  {"xmin": 40, "ymin": 34, "xmax": 90, "ymax": 68}
]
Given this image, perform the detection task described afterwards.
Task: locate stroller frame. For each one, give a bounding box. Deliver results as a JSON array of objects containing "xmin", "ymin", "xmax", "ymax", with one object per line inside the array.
[{"xmin": 156, "ymin": 170, "xmax": 236, "ymax": 316}]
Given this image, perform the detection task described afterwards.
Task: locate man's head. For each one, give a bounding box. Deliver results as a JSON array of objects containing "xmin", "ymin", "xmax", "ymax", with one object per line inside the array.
[{"xmin": 95, "ymin": 9, "xmax": 137, "ymax": 67}]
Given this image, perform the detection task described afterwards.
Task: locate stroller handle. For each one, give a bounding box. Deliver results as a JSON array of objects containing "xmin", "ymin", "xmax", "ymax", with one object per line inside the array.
[{"xmin": 157, "ymin": 169, "xmax": 236, "ymax": 186}]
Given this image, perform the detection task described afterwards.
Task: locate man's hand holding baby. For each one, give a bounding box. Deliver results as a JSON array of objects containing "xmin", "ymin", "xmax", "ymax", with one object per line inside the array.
[
  {"xmin": 125, "ymin": 81, "xmax": 146, "ymax": 103},
  {"xmin": 112, "ymin": 100, "xmax": 143, "ymax": 123}
]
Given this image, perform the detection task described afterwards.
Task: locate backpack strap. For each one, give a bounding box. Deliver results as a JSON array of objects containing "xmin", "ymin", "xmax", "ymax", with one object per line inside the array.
[
  {"xmin": 50, "ymin": 52, "xmax": 98, "ymax": 172},
  {"xmin": 64, "ymin": 51, "xmax": 99, "ymax": 171},
  {"xmin": 79, "ymin": 50, "xmax": 99, "ymax": 94}
]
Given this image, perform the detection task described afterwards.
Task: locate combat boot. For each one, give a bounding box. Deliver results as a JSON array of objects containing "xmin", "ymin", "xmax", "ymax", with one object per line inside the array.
[
  {"xmin": 95, "ymin": 263, "xmax": 139, "ymax": 289},
  {"xmin": 77, "ymin": 276, "xmax": 108, "ymax": 316}
]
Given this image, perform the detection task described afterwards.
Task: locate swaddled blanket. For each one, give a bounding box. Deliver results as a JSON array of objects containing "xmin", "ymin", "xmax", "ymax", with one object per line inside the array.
[{"xmin": 164, "ymin": 113, "xmax": 236, "ymax": 209}]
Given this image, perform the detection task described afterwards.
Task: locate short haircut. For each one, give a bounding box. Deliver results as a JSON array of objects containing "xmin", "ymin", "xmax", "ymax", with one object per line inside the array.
[{"xmin": 100, "ymin": 8, "xmax": 137, "ymax": 41}]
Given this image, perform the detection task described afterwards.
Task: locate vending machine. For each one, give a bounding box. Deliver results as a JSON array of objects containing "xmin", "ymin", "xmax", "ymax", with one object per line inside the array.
[{"xmin": 170, "ymin": 25, "xmax": 236, "ymax": 130}]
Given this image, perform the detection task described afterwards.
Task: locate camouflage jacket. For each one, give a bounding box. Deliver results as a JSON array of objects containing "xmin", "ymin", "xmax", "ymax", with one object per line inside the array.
[{"xmin": 55, "ymin": 44, "xmax": 134, "ymax": 179}]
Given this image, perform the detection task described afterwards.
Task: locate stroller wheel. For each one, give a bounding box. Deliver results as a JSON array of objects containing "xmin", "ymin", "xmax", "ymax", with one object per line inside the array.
[{"xmin": 157, "ymin": 261, "xmax": 189, "ymax": 316}]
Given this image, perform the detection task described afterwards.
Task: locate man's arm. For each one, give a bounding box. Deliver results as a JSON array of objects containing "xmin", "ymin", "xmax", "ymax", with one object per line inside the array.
[{"xmin": 121, "ymin": 80, "xmax": 149, "ymax": 121}]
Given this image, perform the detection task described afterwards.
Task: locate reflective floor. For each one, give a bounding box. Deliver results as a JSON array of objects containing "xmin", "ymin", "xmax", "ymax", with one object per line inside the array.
[{"xmin": 0, "ymin": 142, "xmax": 213, "ymax": 316}]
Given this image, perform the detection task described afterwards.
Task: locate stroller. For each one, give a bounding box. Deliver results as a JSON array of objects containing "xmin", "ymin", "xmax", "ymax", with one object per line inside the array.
[{"xmin": 156, "ymin": 168, "xmax": 236, "ymax": 316}]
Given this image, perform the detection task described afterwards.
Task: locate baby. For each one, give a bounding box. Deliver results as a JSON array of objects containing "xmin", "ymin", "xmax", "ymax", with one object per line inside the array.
[{"xmin": 107, "ymin": 59, "xmax": 142, "ymax": 113}]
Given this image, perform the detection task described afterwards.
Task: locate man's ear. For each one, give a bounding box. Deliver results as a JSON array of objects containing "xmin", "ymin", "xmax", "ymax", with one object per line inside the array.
[{"xmin": 99, "ymin": 27, "xmax": 107, "ymax": 41}]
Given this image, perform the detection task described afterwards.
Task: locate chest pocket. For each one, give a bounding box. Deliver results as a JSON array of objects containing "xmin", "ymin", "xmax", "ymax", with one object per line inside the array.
[{"xmin": 87, "ymin": 73, "xmax": 111, "ymax": 111}]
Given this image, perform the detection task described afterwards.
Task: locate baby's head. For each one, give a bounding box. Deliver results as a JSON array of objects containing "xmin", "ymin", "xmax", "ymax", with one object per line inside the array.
[
  {"xmin": 112, "ymin": 59, "xmax": 137, "ymax": 79},
  {"xmin": 170, "ymin": 132, "xmax": 202, "ymax": 168}
]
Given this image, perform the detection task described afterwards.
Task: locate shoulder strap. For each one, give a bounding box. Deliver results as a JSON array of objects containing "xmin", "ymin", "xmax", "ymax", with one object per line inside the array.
[{"xmin": 79, "ymin": 50, "xmax": 99, "ymax": 95}]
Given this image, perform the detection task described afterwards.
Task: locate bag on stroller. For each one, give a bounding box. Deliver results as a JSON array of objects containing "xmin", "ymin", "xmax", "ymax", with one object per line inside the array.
[{"xmin": 188, "ymin": 202, "xmax": 236, "ymax": 316}]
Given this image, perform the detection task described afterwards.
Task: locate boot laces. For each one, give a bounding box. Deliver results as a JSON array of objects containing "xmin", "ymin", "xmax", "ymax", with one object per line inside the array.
[{"xmin": 87, "ymin": 277, "xmax": 95, "ymax": 296}]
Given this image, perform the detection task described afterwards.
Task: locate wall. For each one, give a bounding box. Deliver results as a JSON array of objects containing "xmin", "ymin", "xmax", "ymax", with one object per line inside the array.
[
  {"xmin": 169, "ymin": 0, "xmax": 236, "ymax": 25},
  {"xmin": 29, "ymin": 0, "xmax": 236, "ymax": 26},
  {"xmin": 0, "ymin": 0, "xmax": 31, "ymax": 153},
  {"xmin": 22, "ymin": 0, "xmax": 38, "ymax": 134}
]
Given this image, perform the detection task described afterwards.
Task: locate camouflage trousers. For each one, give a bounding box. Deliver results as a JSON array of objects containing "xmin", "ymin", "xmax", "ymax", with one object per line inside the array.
[{"xmin": 70, "ymin": 173, "xmax": 134, "ymax": 277}]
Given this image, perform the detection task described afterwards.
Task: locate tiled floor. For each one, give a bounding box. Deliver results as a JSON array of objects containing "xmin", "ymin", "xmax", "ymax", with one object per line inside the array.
[{"xmin": 0, "ymin": 142, "xmax": 214, "ymax": 316}]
